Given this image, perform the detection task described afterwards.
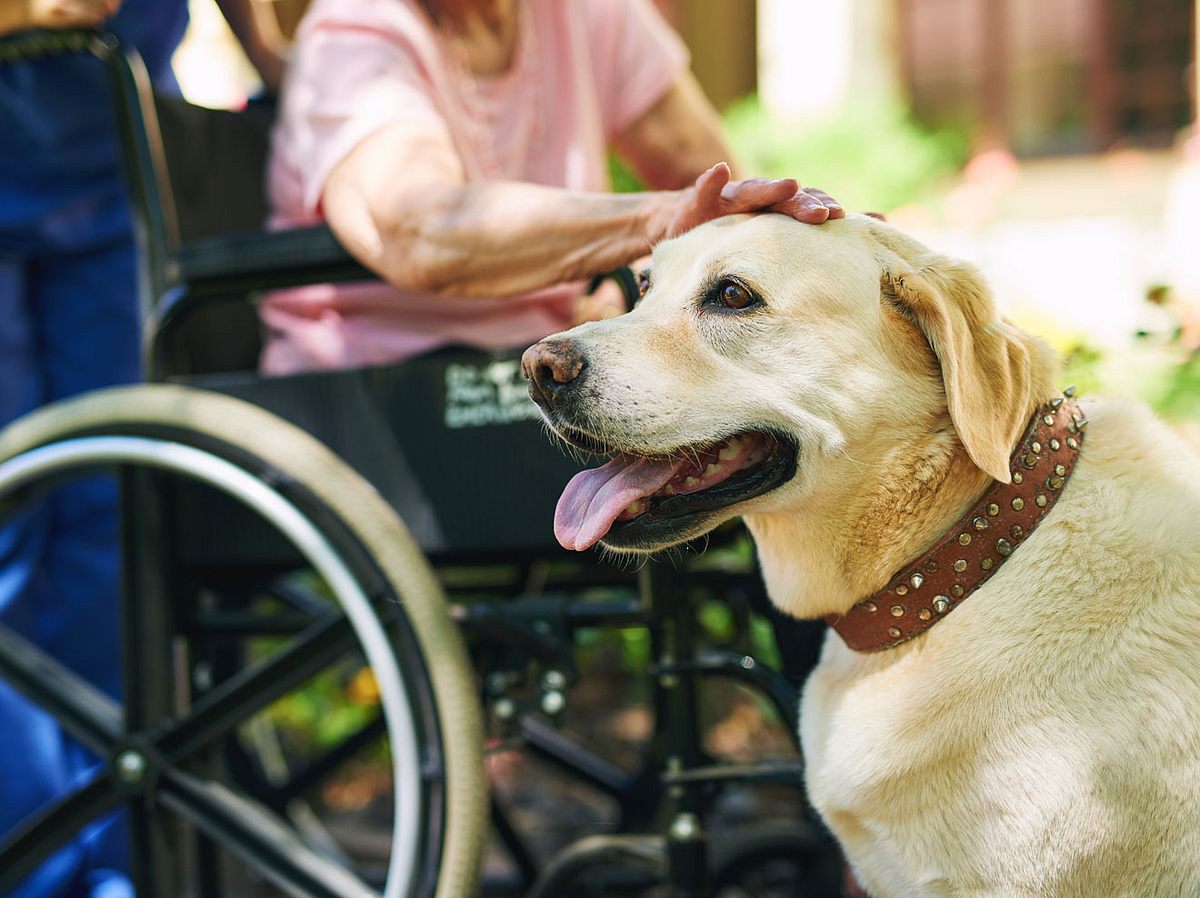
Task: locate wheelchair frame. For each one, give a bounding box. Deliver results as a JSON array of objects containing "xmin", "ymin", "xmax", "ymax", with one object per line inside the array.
[{"xmin": 0, "ymin": 28, "xmax": 837, "ymax": 898}]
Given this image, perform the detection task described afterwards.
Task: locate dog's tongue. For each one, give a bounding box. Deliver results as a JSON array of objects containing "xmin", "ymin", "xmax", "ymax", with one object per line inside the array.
[{"xmin": 555, "ymin": 454, "xmax": 686, "ymax": 551}]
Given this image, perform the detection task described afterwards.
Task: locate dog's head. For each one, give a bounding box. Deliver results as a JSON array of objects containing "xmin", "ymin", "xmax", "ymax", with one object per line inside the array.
[{"xmin": 524, "ymin": 214, "xmax": 1057, "ymax": 560}]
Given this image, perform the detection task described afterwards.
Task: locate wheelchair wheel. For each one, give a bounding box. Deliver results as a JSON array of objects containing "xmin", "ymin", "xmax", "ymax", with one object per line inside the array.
[{"xmin": 0, "ymin": 384, "xmax": 486, "ymax": 898}]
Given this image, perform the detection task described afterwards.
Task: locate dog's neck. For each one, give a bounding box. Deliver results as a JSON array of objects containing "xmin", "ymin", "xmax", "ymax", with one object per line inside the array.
[{"xmin": 745, "ymin": 413, "xmax": 997, "ymax": 621}]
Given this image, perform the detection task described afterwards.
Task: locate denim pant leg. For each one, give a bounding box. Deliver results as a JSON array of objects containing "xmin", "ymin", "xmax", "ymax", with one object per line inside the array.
[
  {"xmin": 0, "ymin": 257, "xmax": 83, "ymax": 898},
  {"xmin": 30, "ymin": 235, "xmax": 141, "ymax": 697},
  {"xmin": 0, "ymin": 236, "xmax": 140, "ymax": 898}
]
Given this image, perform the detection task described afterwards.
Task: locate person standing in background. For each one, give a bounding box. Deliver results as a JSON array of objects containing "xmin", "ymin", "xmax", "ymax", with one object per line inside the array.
[{"xmin": 0, "ymin": 2, "xmax": 285, "ymax": 895}]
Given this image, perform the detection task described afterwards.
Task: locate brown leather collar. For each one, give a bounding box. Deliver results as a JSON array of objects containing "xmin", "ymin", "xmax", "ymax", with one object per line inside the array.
[{"xmin": 825, "ymin": 390, "xmax": 1087, "ymax": 652}]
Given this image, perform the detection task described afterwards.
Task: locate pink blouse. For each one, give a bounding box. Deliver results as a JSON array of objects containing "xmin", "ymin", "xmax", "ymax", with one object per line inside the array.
[{"xmin": 261, "ymin": 0, "xmax": 688, "ymax": 375}]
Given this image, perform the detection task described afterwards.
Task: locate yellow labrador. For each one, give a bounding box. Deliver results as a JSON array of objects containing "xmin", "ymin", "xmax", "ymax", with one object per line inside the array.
[{"xmin": 522, "ymin": 213, "xmax": 1200, "ymax": 898}]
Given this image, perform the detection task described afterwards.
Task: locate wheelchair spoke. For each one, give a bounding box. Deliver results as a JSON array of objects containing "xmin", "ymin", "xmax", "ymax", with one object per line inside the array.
[
  {"xmin": 158, "ymin": 612, "xmax": 358, "ymax": 763},
  {"xmin": 0, "ymin": 623, "xmax": 122, "ymax": 755},
  {"xmin": 279, "ymin": 713, "xmax": 387, "ymax": 801},
  {"xmin": 159, "ymin": 766, "xmax": 381, "ymax": 898},
  {"xmin": 0, "ymin": 773, "xmax": 123, "ymax": 894}
]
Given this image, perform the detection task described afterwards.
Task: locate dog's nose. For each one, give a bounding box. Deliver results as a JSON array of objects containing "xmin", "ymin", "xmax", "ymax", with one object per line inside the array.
[{"xmin": 522, "ymin": 339, "xmax": 586, "ymax": 411}]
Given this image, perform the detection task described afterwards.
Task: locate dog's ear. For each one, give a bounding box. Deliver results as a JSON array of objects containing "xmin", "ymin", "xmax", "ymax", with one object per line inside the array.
[{"xmin": 882, "ymin": 254, "xmax": 1054, "ymax": 483}]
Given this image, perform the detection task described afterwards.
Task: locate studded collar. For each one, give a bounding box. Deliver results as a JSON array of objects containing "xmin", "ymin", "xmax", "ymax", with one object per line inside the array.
[{"xmin": 825, "ymin": 390, "xmax": 1087, "ymax": 652}]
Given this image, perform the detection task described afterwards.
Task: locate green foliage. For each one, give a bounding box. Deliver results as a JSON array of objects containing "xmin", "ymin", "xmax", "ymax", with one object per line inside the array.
[
  {"xmin": 609, "ymin": 153, "xmax": 644, "ymax": 194},
  {"xmin": 260, "ymin": 661, "xmax": 377, "ymax": 753},
  {"xmin": 698, "ymin": 599, "xmax": 735, "ymax": 641},
  {"xmin": 722, "ymin": 97, "xmax": 969, "ymax": 213},
  {"xmin": 749, "ymin": 614, "xmax": 783, "ymax": 672},
  {"xmin": 1058, "ymin": 331, "xmax": 1200, "ymax": 424},
  {"xmin": 1059, "ymin": 341, "xmax": 1107, "ymax": 400},
  {"xmin": 1151, "ymin": 354, "xmax": 1200, "ymax": 421}
]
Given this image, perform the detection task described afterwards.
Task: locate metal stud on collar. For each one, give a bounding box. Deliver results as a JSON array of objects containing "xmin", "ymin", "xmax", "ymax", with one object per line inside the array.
[{"xmin": 828, "ymin": 390, "xmax": 1084, "ymax": 653}]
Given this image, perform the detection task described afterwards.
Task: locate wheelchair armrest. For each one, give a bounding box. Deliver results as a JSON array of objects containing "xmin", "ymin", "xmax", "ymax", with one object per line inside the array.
[
  {"xmin": 151, "ymin": 226, "xmax": 375, "ymax": 377},
  {"xmin": 171, "ymin": 225, "xmax": 373, "ymax": 297}
]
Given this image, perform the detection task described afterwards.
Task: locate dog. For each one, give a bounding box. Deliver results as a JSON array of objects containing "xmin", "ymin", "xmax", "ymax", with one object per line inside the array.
[{"xmin": 521, "ymin": 212, "xmax": 1200, "ymax": 897}]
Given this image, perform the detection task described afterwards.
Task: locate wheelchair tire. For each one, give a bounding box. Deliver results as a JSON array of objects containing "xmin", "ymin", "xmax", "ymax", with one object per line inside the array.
[{"xmin": 0, "ymin": 383, "xmax": 486, "ymax": 898}]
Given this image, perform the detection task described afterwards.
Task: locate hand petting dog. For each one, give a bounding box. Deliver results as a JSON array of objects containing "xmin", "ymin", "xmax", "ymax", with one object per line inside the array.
[{"xmin": 650, "ymin": 162, "xmax": 844, "ymax": 245}]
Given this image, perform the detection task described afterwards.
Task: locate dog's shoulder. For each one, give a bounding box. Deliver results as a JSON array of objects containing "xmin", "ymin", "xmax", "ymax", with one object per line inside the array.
[{"xmin": 1041, "ymin": 395, "xmax": 1200, "ymax": 574}]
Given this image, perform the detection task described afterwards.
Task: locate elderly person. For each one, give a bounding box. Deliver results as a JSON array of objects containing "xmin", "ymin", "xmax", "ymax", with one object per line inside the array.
[{"xmin": 263, "ymin": 0, "xmax": 843, "ymax": 374}]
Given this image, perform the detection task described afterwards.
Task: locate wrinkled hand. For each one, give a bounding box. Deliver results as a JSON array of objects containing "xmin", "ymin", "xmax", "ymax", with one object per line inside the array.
[
  {"xmin": 23, "ymin": 0, "xmax": 121, "ymax": 29},
  {"xmin": 653, "ymin": 162, "xmax": 844, "ymax": 243}
]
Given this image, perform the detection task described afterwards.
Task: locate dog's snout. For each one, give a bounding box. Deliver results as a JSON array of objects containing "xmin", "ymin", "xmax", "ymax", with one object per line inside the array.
[{"xmin": 522, "ymin": 340, "xmax": 587, "ymax": 411}]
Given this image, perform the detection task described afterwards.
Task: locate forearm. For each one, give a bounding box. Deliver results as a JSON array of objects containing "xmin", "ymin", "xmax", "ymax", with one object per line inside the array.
[
  {"xmin": 0, "ymin": 0, "xmax": 28, "ymax": 35},
  {"xmin": 323, "ymin": 123, "xmax": 817, "ymax": 299},
  {"xmin": 337, "ymin": 179, "xmax": 675, "ymax": 299},
  {"xmin": 1, "ymin": 0, "xmax": 119, "ymax": 35},
  {"xmin": 212, "ymin": 0, "xmax": 286, "ymax": 86},
  {"xmin": 616, "ymin": 71, "xmax": 742, "ymax": 189},
  {"xmin": 213, "ymin": 0, "xmax": 272, "ymax": 54}
]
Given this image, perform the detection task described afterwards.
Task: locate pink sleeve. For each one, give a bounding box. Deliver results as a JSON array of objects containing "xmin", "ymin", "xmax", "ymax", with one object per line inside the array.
[
  {"xmin": 583, "ymin": 0, "xmax": 691, "ymax": 139},
  {"xmin": 277, "ymin": 3, "xmax": 453, "ymax": 215}
]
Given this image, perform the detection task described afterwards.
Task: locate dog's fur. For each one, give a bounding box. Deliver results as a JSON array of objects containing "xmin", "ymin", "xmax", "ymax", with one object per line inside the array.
[{"xmin": 536, "ymin": 214, "xmax": 1200, "ymax": 896}]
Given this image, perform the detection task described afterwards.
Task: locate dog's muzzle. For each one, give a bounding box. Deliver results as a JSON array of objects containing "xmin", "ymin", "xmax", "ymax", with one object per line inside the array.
[{"xmin": 522, "ymin": 339, "xmax": 586, "ymax": 413}]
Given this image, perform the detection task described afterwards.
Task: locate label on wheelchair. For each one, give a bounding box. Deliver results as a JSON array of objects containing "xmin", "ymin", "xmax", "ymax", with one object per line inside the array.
[{"xmin": 444, "ymin": 359, "xmax": 541, "ymax": 429}]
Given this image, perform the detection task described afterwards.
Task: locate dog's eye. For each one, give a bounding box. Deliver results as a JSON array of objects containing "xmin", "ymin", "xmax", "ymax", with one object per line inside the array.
[
  {"xmin": 637, "ymin": 269, "xmax": 652, "ymax": 297},
  {"xmin": 714, "ymin": 279, "xmax": 758, "ymax": 311}
]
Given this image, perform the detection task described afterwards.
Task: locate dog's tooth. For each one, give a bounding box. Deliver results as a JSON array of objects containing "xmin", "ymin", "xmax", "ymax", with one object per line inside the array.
[
  {"xmin": 704, "ymin": 463, "xmax": 724, "ymax": 477},
  {"xmin": 718, "ymin": 443, "xmax": 741, "ymax": 462},
  {"xmin": 685, "ymin": 476, "xmax": 699, "ymax": 487}
]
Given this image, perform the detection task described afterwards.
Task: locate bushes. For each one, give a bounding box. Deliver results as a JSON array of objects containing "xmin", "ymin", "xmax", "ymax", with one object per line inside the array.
[
  {"xmin": 722, "ymin": 97, "xmax": 968, "ymax": 213},
  {"xmin": 610, "ymin": 97, "xmax": 968, "ymax": 214}
]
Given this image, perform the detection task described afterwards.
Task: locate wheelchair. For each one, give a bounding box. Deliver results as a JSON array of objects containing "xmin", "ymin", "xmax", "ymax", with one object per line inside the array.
[{"xmin": 0, "ymin": 30, "xmax": 842, "ymax": 898}]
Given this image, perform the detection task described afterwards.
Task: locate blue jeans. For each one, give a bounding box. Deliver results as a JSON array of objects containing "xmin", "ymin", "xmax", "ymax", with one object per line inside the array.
[{"xmin": 0, "ymin": 232, "xmax": 140, "ymax": 898}]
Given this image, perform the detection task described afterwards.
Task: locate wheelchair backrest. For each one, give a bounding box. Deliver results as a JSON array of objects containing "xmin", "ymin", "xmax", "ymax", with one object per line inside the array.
[{"xmin": 178, "ymin": 348, "xmax": 589, "ymax": 562}]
